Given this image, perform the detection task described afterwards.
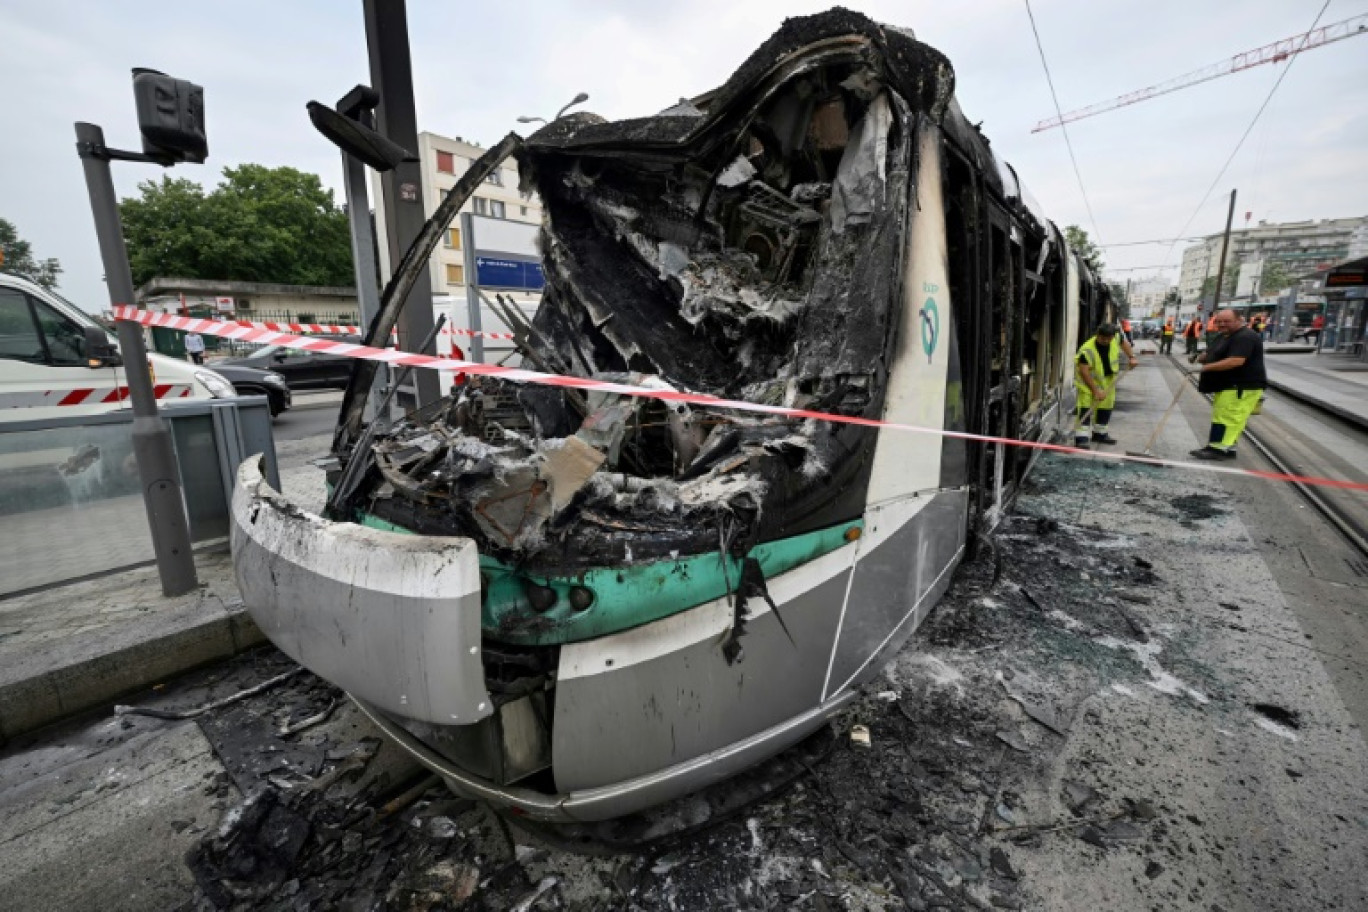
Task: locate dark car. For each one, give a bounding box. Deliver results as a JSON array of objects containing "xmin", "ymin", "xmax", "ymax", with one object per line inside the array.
[
  {"xmin": 219, "ymin": 336, "xmax": 358, "ymax": 391},
  {"xmin": 204, "ymin": 363, "xmax": 292, "ymax": 417}
]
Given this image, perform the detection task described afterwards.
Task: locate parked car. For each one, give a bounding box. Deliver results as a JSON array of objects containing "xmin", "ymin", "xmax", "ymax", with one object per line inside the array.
[
  {"xmin": 218, "ymin": 335, "xmax": 358, "ymax": 391},
  {"xmin": 1, "ymin": 272, "xmax": 229, "ymax": 421},
  {"xmin": 207, "ymin": 362, "xmax": 292, "ymax": 417}
]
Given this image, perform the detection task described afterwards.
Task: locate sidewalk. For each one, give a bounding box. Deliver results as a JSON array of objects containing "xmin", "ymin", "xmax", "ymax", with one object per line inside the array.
[
  {"xmin": 1262, "ymin": 350, "xmax": 1368, "ymax": 430},
  {"xmin": 0, "ymin": 548, "xmax": 262, "ymax": 745},
  {"xmin": 0, "ymin": 446, "xmax": 333, "ymax": 743}
]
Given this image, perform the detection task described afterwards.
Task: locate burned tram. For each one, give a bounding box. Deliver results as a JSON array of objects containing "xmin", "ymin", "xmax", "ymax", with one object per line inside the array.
[{"xmin": 233, "ymin": 10, "xmax": 1106, "ymax": 821}]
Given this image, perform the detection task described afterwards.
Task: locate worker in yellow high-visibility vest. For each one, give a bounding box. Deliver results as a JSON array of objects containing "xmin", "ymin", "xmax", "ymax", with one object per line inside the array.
[{"xmin": 1074, "ymin": 323, "xmax": 1124, "ymax": 448}]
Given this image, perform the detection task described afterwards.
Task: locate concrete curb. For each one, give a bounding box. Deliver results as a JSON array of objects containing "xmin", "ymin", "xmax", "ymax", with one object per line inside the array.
[
  {"xmin": 292, "ymin": 393, "xmax": 344, "ymax": 412},
  {"xmin": 0, "ymin": 598, "xmax": 265, "ymax": 746}
]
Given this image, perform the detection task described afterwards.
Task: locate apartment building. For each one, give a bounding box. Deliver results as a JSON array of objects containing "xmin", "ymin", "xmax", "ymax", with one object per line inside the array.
[
  {"xmin": 372, "ymin": 131, "xmax": 544, "ymax": 329},
  {"xmin": 1178, "ymin": 216, "xmax": 1368, "ymax": 303},
  {"xmin": 1124, "ymin": 276, "xmax": 1174, "ymax": 316}
]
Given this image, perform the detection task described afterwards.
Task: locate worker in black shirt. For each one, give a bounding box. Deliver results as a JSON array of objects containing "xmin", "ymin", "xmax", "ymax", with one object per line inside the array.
[{"xmin": 1189, "ymin": 309, "xmax": 1267, "ymax": 460}]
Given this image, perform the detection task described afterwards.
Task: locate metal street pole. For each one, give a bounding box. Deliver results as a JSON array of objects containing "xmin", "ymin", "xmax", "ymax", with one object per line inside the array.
[
  {"xmin": 363, "ymin": 0, "xmax": 439, "ymax": 411},
  {"xmin": 460, "ymin": 212, "xmax": 485, "ymax": 362},
  {"xmin": 335, "ymin": 86, "xmax": 389, "ymax": 422},
  {"xmin": 1211, "ymin": 189, "xmax": 1238, "ymax": 313},
  {"xmin": 75, "ymin": 122, "xmax": 197, "ymax": 596}
]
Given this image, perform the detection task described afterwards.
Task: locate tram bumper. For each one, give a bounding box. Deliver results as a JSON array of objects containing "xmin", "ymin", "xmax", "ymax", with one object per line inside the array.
[{"xmin": 230, "ymin": 456, "xmax": 493, "ymax": 727}]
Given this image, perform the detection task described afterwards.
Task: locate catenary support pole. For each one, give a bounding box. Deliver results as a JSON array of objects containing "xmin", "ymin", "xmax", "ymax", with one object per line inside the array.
[
  {"xmin": 75, "ymin": 122, "xmax": 197, "ymax": 596},
  {"xmin": 363, "ymin": 0, "xmax": 439, "ymax": 411},
  {"xmin": 1211, "ymin": 189, "xmax": 1237, "ymax": 313}
]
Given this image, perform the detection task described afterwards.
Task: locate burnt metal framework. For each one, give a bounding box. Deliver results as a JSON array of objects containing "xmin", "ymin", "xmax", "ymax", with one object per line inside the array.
[{"xmin": 325, "ymin": 9, "xmax": 1102, "ymax": 618}]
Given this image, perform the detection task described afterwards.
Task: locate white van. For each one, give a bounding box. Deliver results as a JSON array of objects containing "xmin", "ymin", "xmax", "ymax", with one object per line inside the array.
[{"xmin": 0, "ymin": 272, "xmax": 232, "ymax": 421}]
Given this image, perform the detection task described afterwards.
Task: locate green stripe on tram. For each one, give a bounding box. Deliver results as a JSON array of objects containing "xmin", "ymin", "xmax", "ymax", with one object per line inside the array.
[{"xmin": 354, "ymin": 511, "xmax": 862, "ymax": 645}]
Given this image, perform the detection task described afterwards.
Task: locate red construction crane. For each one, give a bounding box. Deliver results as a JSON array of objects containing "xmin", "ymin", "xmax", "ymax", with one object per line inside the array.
[{"xmin": 1033, "ymin": 13, "xmax": 1368, "ymax": 133}]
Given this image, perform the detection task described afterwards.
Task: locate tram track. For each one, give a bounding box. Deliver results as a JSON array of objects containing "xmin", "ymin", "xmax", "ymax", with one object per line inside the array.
[{"xmin": 1165, "ymin": 352, "xmax": 1368, "ymax": 559}]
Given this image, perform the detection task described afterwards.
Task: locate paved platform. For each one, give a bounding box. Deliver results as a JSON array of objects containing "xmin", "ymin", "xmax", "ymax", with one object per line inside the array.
[{"xmin": 0, "ymin": 548, "xmax": 263, "ymax": 746}]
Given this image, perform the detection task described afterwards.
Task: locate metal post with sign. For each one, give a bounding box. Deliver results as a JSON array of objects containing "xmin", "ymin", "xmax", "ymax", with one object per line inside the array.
[
  {"xmin": 73, "ymin": 69, "xmax": 207, "ymax": 597},
  {"xmin": 459, "ymin": 214, "xmax": 547, "ymax": 363}
]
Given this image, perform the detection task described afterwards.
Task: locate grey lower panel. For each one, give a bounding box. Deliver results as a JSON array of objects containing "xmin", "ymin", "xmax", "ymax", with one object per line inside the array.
[
  {"xmin": 230, "ymin": 457, "xmax": 492, "ymax": 725},
  {"xmin": 355, "ymin": 688, "xmax": 857, "ymax": 823},
  {"xmin": 826, "ymin": 489, "xmax": 968, "ymax": 692},
  {"xmin": 551, "ymin": 567, "xmax": 852, "ymax": 793}
]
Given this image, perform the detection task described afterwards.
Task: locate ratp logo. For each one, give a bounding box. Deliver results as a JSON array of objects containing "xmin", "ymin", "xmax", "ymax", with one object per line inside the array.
[{"xmin": 919, "ymin": 287, "xmax": 940, "ymax": 364}]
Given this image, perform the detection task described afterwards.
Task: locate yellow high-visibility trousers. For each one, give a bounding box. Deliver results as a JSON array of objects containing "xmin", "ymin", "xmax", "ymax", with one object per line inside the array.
[{"xmin": 1209, "ymin": 389, "xmax": 1262, "ymax": 451}]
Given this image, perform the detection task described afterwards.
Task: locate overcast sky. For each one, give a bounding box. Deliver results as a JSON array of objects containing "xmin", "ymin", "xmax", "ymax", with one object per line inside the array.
[{"xmin": 4, "ymin": 0, "xmax": 1367, "ymax": 311}]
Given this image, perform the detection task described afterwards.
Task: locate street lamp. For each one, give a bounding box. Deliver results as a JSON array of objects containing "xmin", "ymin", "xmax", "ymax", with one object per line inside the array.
[
  {"xmin": 517, "ymin": 92, "xmax": 590, "ymax": 126},
  {"xmin": 555, "ymin": 91, "xmax": 589, "ymax": 120}
]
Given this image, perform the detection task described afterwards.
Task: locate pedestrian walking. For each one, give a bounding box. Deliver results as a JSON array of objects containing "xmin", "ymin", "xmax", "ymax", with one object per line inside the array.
[
  {"xmin": 1160, "ymin": 319, "xmax": 1175, "ymax": 355},
  {"xmin": 184, "ymin": 331, "xmax": 206, "ymax": 365},
  {"xmin": 1306, "ymin": 313, "xmax": 1325, "ymax": 346},
  {"xmin": 1074, "ymin": 323, "xmax": 1123, "ymax": 449},
  {"xmin": 1183, "ymin": 316, "xmax": 1202, "ymax": 361},
  {"xmin": 1189, "ymin": 309, "xmax": 1266, "ymax": 460}
]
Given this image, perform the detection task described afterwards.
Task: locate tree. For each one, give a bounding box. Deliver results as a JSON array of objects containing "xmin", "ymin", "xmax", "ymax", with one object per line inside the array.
[
  {"xmin": 119, "ymin": 165, "xmax": 354, "ymax": 288},
  {"xmin": 1199, "ymin": 263, "xmax": 1240, "ymax": 303},
  {"xmin": 0, "ymin": 218, "xmax": 62, "ymax": 289},
  {"xmin": 1064, "ymin": 225, "xmax": 1104, "ymax": 275},
  {"xmin": 1257, "ymin": 260, "xmax": 1294, "ymax": 296}
]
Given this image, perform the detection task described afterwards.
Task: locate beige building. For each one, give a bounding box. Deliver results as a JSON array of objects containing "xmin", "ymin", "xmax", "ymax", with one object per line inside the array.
[
  {"xmin": 373, "ymin": 131, "xmax": 545, "ymax": 333},
  {"xmin": 1178, "ymin": 216, "xmax": 1368, "ymax": 304},
  {"xmin": 1124, "ymin": 276, "xmax": 1174, "ymax": 317},
  {"xmin": 1177, "ymin": 237, "xmax": 1226, "ymax": 305}
]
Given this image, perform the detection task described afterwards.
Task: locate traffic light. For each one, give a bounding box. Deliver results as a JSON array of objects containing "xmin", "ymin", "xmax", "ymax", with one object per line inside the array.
[{"xmin": 131, "ymin": 69, "xmax": 207, "ymax": 163}]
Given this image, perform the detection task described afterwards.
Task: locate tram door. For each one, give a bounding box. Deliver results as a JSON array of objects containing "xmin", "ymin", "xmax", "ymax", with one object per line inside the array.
[{"xmin": 981, "ymin": 201, "xmax": 1025, "ymax": 529}]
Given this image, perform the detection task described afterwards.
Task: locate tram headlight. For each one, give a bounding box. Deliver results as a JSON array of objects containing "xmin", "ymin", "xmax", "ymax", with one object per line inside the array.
[
  {"xmin": 525, "ymin": 581, "xmax": 558, "ymax": 612},
  {"xmin": 568, "ymin": 586, "xmax": 595, "ymax": 612}
]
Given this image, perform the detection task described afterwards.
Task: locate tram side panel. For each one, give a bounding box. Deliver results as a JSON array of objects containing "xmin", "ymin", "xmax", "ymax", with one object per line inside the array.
[{"xmin": 825, "ymin": 120, "xmax": 969, "ymax": 696}]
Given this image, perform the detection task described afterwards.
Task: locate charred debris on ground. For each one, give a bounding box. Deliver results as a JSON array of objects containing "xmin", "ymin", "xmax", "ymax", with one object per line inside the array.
[{"xmin": 177, "ymin": 456, "xmax": 1275, "ymax": 910}]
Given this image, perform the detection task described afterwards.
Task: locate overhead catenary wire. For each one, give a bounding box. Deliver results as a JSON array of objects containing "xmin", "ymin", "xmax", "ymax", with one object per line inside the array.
[
  {"xmin": 1163, "ymin": 1, "xmax": 1333, "ymax": 269},
  {"xmin": 1099, "ymin": 237, "xmax": 1206, "ymax": 248},
  {"xmin": 1024, "ymin": 0, "xmax": 1104, "ymax": 248}
]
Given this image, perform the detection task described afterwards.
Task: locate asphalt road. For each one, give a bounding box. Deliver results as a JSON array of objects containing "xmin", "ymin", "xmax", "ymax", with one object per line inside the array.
[{"xmin": 272, "ymin": 397, "xmax": 340, "ymax": 443}]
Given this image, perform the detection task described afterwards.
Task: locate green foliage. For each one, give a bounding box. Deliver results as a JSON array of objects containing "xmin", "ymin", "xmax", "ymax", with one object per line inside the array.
[
  {"xmin": 119, "ymin": 165, "xmax": 354, "ymax": 288},
  {"xmin": 1199, "ymin": 264, "xmax": 1240, "ymax": 302},
  {"xmin": 1064, "ymin": 225, "xmax": 1104, "ymax": 275},
  {"xmin": 1258, "ymin": 260, "xmax": 1294, "ymax": 295},
  {"xmin": 0, "ymin": 218, "xmax": 62, "ymax": 289}
]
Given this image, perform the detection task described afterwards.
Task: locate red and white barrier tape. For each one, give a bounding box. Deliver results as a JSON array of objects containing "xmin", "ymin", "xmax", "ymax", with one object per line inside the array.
[
  {"xmin": 222, "ymin": 317, "xmax": 515, "ymax": 341},
  {"xmin": 113, "ymin": 306, "xmax": 1368, "ymax": 494},
  {"xmin": 0, "ymin": 384, "xmax": 193, "ymax": 410}
]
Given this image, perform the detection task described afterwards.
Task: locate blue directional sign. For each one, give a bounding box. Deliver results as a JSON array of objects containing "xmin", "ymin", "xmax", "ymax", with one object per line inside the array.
[{"xmin": 474, "ymin": 254, "xmax": 545, "ymax": 291}]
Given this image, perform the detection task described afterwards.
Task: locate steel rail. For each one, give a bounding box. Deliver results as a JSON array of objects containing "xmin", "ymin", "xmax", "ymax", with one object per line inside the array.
[{"xmin": 1167, "ymin": 354, "xmax": 1368, "ymax": 559}]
